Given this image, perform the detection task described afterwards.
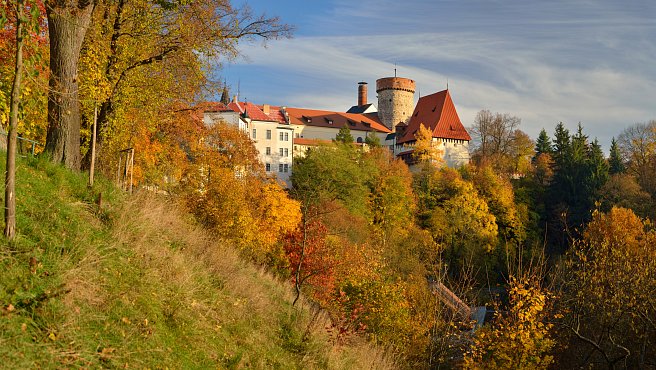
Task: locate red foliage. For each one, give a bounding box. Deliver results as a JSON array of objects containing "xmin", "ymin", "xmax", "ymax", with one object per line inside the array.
[{"xmin": 283, "ymin": 219, "xmax": 336, "ymax": 303}]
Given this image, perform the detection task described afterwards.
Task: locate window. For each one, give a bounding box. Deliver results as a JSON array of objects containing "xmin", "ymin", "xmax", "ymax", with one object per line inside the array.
[
  {"xmin": 284, "ymin": 148, "xmax": 289, "ymax": 157},
  {"xmin": 283, "ymin": 164, "xmax": 289, "ymax": 173},
  {"xmin": 279, "ymin": 148, "xmax": 284, "ymax": 156},
  {"xmin": 357, "ymin": 137, "xmax": 363, "ymax": 143},
  {"xmin": 266, "ymin": 147, "xmax": 271, "ymax": 155},
  {"xmin": 284, "ymin": 132, "xmax": 289, "ymax": 141},
  {"xmin": 279, "ymin": 164, "xmax": 283, "ymax": 172},
  {"xmin": 295, "ymin": 133, "xmax": 300, "ymax": 138},
  {"xmin": 252, "ymin": 128, "xmax": 257, "ymax": 139},
  {"xmin": 266, "ymin": 129, "xmax": 271, "ymax": 139},
  {"xmin": 279, "ymin": 132, "xmax": 284, "ymax": 141},
  {"xmin": 265, "ymin": 163, "xmax": 271, "ymax": 171}
]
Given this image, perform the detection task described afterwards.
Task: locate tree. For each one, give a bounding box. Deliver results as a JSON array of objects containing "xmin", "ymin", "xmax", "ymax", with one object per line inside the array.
[
  {"xmin": 509, "ymin": 129, "xmax": 534, "ymax": 174},
  {"xmin": 557, "ymin": 207, "xmax": 656, "ymax": 367},
  {"xmin": 78, "ymin": 0, "xmax": 292, "ymax": 171},
  {"xmin": 465, "ymin": 276, "xmax": 555, "ymax": 369},
  {"xmin": 2, "ymin": 0, "xmax": 44, "ymax": 239},
  {"xmin": 334, "ymin": 124, "xmax": 354, "ymax": 144},
  {"xmin": 534, "ymin": 128, "xmax": 552, "ymax": 156},
  {"xmin": 43, "ymin": 0, "xmax": 95, "ymax": 169},
  {"xmin": 469, "ymin": 110, "xmax": 522, "ymax": 174},
  {"xmin": 617, "ymin": 121, "xmax": 656, "ymax": 197},
  {"xmin": 283, "ymin": 217, "xmax": 335, "ymax": 305},
  {"xmin": 364, "ymin": 131, "xmax": 380, "ymax": 148},
  {"xmin": 599, "ymin": 173, "xmax": 654, "ymax": 219},
  {"xmin": 0, "ymin": 0, "xmax": 48, "ymax": 145},
  {"xmin": 413, "ymin": 123, "xmax": 443, "ymax": 165},
  {"xmin": 607, "ymin": 137, "xmax": 624, "ymax": 174}
]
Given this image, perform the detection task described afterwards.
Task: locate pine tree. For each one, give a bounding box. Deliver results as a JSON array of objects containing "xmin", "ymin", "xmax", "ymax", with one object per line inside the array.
[
  {"xmin": 335, "ymin": 124, "xmax": 354, "ymax": 144},
  {"xmin": 535, "ymin": 128, "xmax": 552, "ymax": 156},
  {"xmin": 586, "ymin": 139, "xmax": 609, "ymax": 199},
  {"xmin": 608, "ymin": 137, "xmax": 625, "ymax": 174}
]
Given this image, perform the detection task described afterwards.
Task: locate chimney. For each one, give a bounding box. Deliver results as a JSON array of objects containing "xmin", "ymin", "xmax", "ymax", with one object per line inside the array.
[
  {"xmin": 262, "ymin": 104, "xmax": 270, "ymax": 115},
  {"xmin": 358, "ymin": 82, "xmax": 368, "ymax": 106}
]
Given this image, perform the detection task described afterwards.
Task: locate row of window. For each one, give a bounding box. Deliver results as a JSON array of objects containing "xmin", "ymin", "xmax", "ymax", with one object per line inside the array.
[
  {"xmin": 264, "ymin": 147, "xmax": 289, "ymax": 157},
  {"xmin": 252, "ymin": 128, "xmax": 290, "ymax": 141},
  {"xmin": 265, "ymin": 163, "xmax": 289, "ymax": 173}
]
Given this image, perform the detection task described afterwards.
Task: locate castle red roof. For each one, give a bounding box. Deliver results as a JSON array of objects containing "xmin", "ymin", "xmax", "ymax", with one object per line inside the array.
[
  {"xmin": 285, "ymin": 108, "xmax": 390, "ymax": 133},
  {"xmin": 227, "ymin": 101, "xmax": 277, "ymax": 122},
  {"xmin": 397, "ymin": 89, "xmax": 471, "ymax": 144}
]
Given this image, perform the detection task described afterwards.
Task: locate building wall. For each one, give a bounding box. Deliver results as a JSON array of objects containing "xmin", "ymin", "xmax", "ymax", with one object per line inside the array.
[
  {"xmin": 290, "ymin": 124, "xmax": 388, "ymax": 144},
  {"xmin": 396, "ymin": 137, "xmax": 470, "ymax": 168},
  {"xmin": 251, "ymin": 121, "xmax": 294, "ymax": 186},
  {"xmin": 376, "ymin": 77, "xmax": 416, "ymax": 131}
]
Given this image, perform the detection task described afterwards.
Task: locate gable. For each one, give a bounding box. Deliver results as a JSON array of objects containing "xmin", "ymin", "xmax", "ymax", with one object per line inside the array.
[{"xmin": 397, "ymin": 89, "xmax": 471, "ymax": 144}]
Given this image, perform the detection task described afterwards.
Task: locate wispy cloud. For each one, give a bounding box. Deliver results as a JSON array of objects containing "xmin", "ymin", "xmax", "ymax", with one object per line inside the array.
[{"xmin": 224, "ymin": 0, "xmax": 656, "ymax": 149}]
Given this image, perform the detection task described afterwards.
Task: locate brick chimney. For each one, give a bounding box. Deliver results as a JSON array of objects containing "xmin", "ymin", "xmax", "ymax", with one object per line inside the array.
[{"xmin": 358, "ymin": 82, "xmax": 368, "ymax": 106}]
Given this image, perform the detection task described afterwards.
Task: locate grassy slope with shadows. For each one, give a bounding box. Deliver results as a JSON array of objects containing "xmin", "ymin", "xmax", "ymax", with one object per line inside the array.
[{"xmin": 0, "ymin": 154, "xmax": 394, "ymax": 369}]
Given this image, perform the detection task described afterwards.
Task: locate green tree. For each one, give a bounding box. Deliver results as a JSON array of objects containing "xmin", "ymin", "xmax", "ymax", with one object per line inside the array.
[
  {"xmin": 608, "ymin": 137, "xmax": 624, "ymax": 174},
  {"xmin": 534, "ymin": 128, "xmax": 552, "ymax": 156},
  {"xmin": 334, "ymin": 124, "xmax": 354, "ymax": 144},
  {"xmin": 364, "ymin": 131, "xmax": 381, "ymax": 147}
]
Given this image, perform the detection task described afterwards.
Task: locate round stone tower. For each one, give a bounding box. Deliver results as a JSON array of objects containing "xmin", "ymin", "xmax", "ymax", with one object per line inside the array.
[{"xmin": 376, "ymin": 77, "xmax": 416, "ymax": 131}]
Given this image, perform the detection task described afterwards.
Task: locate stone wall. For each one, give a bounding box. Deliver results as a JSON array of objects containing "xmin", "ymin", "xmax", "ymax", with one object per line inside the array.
[{"xmin": 376, "ymin": 77, "xmax": 416, "ymax": 131}]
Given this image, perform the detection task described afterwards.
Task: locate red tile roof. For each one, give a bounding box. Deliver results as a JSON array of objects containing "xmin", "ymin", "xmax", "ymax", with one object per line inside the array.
[
  {"xmin": 285, "ymin": 107, "xmax": 391, "ymax": 133},
  {"xmin": 225, "ymin": 101, "xmax": 278, "ymax": 122},
  {"xmin": 293, "ymin": 138, "xmax": 331, "ymax": 146},
  {"xmin": 198, "ymin": 101, "xmax": 232, "ymax": 113},
  {"xmin": 397, "ymin": 89, "xmax": 471, "ymax": 144}
]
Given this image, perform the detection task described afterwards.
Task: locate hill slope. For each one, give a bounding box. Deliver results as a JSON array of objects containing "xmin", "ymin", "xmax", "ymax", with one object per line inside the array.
[{"xmin": 0, "ymin": 155, "xmax": 393, "ymax": 369}]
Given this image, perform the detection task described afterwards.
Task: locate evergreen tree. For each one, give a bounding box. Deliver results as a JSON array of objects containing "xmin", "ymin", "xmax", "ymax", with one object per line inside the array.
[
  {"xmin": 586, "ymin": 139, "xmax": 609, "ymax": 200},
  {"xmin": 551, "ymin": 123, "xmax": 570, "ymax": 169},
  {"xmin": 335, "ymin": 124, "xmax": 354, "ymax": 144},
  {"xmin": 365, "ymin": 131, "xmax": 381, "ymax": 147},
  {"xmin": 608, "ymin": 137, "xmax": 625, "ymax": 174},
  {"xmin": 535, "ymin": 128, "xmax": 552, "ymax": 156}
]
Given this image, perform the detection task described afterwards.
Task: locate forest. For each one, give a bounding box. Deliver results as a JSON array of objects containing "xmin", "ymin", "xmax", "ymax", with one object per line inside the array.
[{"xmin": 2, "ymin": 1, "xmax": 656, "ymax": 369}]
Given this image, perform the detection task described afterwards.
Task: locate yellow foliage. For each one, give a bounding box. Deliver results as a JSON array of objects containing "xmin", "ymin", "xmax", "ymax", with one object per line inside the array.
[{"xmin": 464, "ymin": 277, "xmax": 555, "ymax": 369}]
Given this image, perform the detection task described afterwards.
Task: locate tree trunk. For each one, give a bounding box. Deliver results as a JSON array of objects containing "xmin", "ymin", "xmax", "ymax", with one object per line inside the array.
[
  {"xmin": 44, "ymin": 1, "xmax": 94, "ymax": 170},
  {"xmin": 5, "ymin": 1, "xmax": 26, "ymax": 240}
]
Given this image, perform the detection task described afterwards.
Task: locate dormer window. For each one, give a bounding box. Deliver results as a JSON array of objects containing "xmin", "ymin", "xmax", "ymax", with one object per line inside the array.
[
  {"xmin": 303, "ymin": 115, "xmax": 312, "ymax": 123},
  {"xmin": 347, "ymin": 119, "xmax": 356, "ymax": 126},
  {"xmin": 324, "ymin": 117, "xmax": 333, "ymax": 125}
]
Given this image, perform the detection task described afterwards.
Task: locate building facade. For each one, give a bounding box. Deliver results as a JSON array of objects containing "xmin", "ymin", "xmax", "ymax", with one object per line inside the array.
[{"xmin": 202, "ymin": 75, "xmax": 471, "ymax": 186}]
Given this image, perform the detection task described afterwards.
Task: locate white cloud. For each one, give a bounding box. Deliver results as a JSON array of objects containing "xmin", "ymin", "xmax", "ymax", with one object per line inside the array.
[{"xmin": 223, "ymin": 0, "xmax": 656, "ymax": 150}]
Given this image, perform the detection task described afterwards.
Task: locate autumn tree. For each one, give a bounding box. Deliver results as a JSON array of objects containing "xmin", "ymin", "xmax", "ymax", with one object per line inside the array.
[
  {"xmin": 556, "ymin": 207, "xmax": 656, "ymax": 368},
  {"xmin": 283, "ymin": 217, "xmax": 336, "ymax": 305},
  {"xmin": 469, "ymin": 110, "xmax": 523, "ymax": 174},
  {"xmin": 617, "ymin": 120, "xmax": 656, "ymax": 197},
  {"xmin": 465, "ymin": 276, "xmax": 555, "ymax": 369},
  {"xmin": 413, "ymin": 123, "xmax": 443, "ymax": 166},
  {"xmin": 0, "ymin": 0, "xmax": 48, "ymax": 145},
  {"xmin": 599, "ymin": 173, "xmax": 654, "ymax": 219},
  {"xmin": 77, "ymin": 0, "xmax": 292, "ymax": 173},
  {"xmin": 43, "ymin": 0, "xmax": 95, "ymax": 169}
]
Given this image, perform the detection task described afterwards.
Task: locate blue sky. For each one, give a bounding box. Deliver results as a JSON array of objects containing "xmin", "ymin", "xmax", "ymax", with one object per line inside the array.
[{"xmin": 220, "ymin": 1, "xmax": 656, "ymax": 150}]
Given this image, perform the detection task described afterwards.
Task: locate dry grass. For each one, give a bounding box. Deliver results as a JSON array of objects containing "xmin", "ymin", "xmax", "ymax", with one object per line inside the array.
[{"xmin": 59, "ymin": 191, "xmax": 395, "ymax": 368}]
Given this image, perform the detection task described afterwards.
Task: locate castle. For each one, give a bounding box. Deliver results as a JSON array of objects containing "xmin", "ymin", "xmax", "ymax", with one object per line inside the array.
[{"xmin": 203, "ymin": 76, "xmax": 471, "ymax": 186}]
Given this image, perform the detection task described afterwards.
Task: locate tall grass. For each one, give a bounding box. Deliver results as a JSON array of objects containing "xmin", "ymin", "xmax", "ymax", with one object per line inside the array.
[{"xmin": 0, "ymin": 154, "xmax": 394, "ymax": 369}]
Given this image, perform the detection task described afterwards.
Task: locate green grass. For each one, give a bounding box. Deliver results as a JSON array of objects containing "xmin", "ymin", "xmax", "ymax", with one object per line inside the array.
[{"xmin": 0, "ymin": 154, "xmax": 394, "ymax": 369}]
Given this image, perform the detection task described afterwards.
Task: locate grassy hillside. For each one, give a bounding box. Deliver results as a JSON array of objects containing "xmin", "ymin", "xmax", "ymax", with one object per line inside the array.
[{"xmin": 0, "ymin": 155, "xmax": 394, "ymax": 369}]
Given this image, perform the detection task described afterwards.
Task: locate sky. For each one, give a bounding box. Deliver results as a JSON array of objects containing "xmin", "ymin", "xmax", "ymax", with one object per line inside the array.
[{"xmin": 219, "ymin": 0, "xmax": 656, "ymax": 151}]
